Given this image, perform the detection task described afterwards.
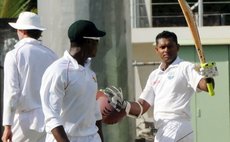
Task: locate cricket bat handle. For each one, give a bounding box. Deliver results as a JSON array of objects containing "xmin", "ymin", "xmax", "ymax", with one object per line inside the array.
[
  {"xmin": 206, "ymin": 78, "xmax": 215, "ymax": 96},
  {"xmin": 200, "ymin": 62, "xmax": 215, "ymax": 96},
  {"xmin": 200, "ymin": 63, "xmax": 215, "ymax": 96}
]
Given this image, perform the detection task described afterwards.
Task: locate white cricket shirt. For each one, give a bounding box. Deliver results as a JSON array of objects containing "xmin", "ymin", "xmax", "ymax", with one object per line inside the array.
[
  {"xmin": 3, "ymin": 38, "xmax": 58, "ymax": 126},
  {"xmin": 40, "ymin": 50, "xmax": 101, "ymax": 137},
  {"xmin": 140, "ymin": 57, "xmax": 203, "ymax": 127}
]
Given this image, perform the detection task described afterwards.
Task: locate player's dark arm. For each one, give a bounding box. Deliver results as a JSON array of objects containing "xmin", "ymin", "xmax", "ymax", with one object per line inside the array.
[
  {"xmin": 198, "ymin": 77, "xmax": 215, "ymax": 92},
  {"xmin": 51, "ymin": 125, "xmax": 70, "ymax": 142},
  {"xmin": 96, "ymin": 120, "xmax": 104, "ymax": 142},
  {"xmin": 128, "ymin": 99, "xmax": 151, "ymax": 117}
]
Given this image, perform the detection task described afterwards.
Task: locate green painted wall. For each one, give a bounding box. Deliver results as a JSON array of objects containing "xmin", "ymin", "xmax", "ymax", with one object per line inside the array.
[{"xmin": 179, "ymin": 45, "xmax": 230, "ymax": 142}]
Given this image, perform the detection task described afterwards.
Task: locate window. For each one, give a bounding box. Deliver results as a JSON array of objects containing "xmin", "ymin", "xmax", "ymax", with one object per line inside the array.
[{"xmin": 132, "ymin": 0, "xmax": 230, "ymax": 27}]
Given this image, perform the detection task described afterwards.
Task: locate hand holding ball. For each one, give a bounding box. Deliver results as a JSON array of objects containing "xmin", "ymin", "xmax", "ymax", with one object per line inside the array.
[{"xmin": 96, "ymin": 90, "xmax": 126, "ymax": 124}]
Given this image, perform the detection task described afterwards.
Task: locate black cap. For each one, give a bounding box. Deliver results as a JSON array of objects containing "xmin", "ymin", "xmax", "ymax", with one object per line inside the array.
[{"xmin": 68, "ymin": 20, "xmax": 106, "ymax": 42}]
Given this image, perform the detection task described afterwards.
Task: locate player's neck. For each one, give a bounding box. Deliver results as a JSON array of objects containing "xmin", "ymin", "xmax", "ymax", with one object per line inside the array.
[{"xmin": 161, "ymin": 57, "xmax": 177, "ymax": 71}]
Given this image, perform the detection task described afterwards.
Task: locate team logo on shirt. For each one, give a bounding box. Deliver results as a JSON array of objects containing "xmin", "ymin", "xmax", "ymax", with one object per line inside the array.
[
  {"xmin": 92, "ymin": 76, "xmax": 97, "ymax": 82},
  {"xmin": 167, "ymin": 71, "xmax": 175, "ymax": 80}
]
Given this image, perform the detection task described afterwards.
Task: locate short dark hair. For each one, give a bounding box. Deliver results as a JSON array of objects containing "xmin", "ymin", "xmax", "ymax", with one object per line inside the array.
[
  {"xmin": 156, "ymin": 31, "xmax": 178, "ymax": 45},
  {"xmin": 70, "ymin": 37, "xmax": 88, "ymax": 48},
  {"xmin": 26, "ymin": 30, "xmax": 42, "ymax": 39}
]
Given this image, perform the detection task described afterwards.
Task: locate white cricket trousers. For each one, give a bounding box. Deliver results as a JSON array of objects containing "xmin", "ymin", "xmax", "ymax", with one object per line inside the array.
[
  {"xmin": 154, "ymin": 119, "xmax": 193, "ymax": 142},
  {"xmin": 45, "ymin": 133, "xmax": 101, "ymax": 142},
  {"xmin": 12, "ymin": 110, "xmax": 46, "ymax": 142}
]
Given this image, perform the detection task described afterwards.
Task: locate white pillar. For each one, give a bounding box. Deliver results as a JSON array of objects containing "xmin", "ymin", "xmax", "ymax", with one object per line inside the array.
[
  {"xmin": 198, "ymin": 0, "xmax": 203, "ymax": 26},
  {"xmin": 37, "ymin": 0, "xmax": 90, "ymax": 56}
]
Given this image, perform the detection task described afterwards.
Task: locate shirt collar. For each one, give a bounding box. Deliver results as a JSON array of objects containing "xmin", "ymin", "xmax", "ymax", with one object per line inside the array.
[
  {"xmin": 159, "ymin": 56, "xmax": 182, "ymax": 70},
  {"xmin": 170, "ymin": 56, "xmax": 182, "ymax": 66},
  {"xmin": 64, "ymin": 50, "xmax": 80, "ymax": 69},
  {"xmin": 84, "ymin": 58, "xmax": 92, "ymax": 68},
  {"xmin": 63, "ymin": 51, "xmax": 92, "ymax": 70},
  {"xmin": 14, "ymin": 37, "xmax": 41, "ymax": 49}
]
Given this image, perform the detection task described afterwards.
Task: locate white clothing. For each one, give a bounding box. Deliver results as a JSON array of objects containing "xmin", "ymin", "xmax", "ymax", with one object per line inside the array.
[
  {"xmin": 2, "ymin": 37, "xmax": 58, "ymax": 140},
  {"xmin": 139, "ymin": 57, "xmax": 202, "ymax": 142},
  {"xmin": 46, "ymin": 133, "xmax": 101, "ymax": 142},
  {"xmin": 40, "ymin": 50, "xmax": 101, "ymax": 140},
  {"xmin": 155, "ymin": 119, "xmax": 193, "ymax": 142},
  {"xmin": 12, "ymin": 110, "xmax": 46, "ymax": 142}
]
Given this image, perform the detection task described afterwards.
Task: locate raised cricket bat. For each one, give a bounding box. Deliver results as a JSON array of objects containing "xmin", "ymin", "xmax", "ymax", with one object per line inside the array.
[{"xmin": 178, "ymin": 0, "xmax": 215, "ymax": 96}]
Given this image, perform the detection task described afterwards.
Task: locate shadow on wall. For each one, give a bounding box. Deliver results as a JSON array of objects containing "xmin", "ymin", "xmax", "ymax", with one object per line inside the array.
[{"xmin": 0, "ymin": 18, "xmax": 18, "ymax": 136}]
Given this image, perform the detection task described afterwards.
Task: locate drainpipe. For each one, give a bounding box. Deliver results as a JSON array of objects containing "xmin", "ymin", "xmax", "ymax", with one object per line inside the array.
[{"xmin": 198, "ymin": 0, "xmax": 203, "ymax": 26}]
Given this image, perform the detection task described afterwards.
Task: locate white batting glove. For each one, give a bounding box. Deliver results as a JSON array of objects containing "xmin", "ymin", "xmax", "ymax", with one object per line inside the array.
[
  {"xmin": 102, "ymin": 86, "xmax": 127, "ymax": 112},
  {"xmin": 199, "ymin": 62, "xmax": 218, "ymax": 78}
]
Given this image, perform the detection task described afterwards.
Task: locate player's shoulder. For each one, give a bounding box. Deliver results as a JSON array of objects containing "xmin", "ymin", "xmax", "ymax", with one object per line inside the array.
[
  {"xmin": 178, "ymin": 60, "xmax": 197, "ymax": 73},
  {"xmin": 179, "ymin": 60, "xmax": 194, "ymax": 66},
  {"xmin": 148, "ymin": 67, "xmax": 160, "ymax": 79},
  {"xmin": 178, "ymin": 58, "xmax": 195, "ymax": 67},
  {"xmin": 5, "ymin": 49, "xmax": 16, "ymax": 57},
  {"xmin": 45, "ymin": 57, "xmax": 67, "ymax": 74}
]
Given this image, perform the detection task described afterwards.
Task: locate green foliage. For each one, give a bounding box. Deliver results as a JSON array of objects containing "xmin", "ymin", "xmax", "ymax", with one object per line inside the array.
[
  {"xmin": 0, "ymin": 0, "xmax": 37, "ymax": 18},
  {"xmin": 0, "ymin": 0, "xmax": 3, "ymax": 11}
]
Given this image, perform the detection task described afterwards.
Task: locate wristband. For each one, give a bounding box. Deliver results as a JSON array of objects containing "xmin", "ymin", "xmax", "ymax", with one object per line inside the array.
[
  {"xmin": 125, "ymin": 102, "xmax": 131, "ymax": 114},
  {"xmin": 125, "ymin": 101, "xmax": 143, "ymax": 118},
  {"xmin": 125, "ymin": 102, "xmax": 137, "ymax": 118},
  {"xmin": 136, "ymin": 101, "xmax": 143, "ymax": 118}
]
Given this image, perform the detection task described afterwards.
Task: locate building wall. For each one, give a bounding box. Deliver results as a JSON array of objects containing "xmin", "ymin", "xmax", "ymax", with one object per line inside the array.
[{"xmin": 179, "ymin": 45, "xmax": 230, "ymax": 142}]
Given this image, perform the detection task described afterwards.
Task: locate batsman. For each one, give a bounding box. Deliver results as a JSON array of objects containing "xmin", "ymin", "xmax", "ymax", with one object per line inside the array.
[
  {"xmin": 102, "ymin": 30, "xmax": 218, "ymax": 142},
  {"xmin": 178, "ymin": 0, "xmax": 217, "ymax": 96}
]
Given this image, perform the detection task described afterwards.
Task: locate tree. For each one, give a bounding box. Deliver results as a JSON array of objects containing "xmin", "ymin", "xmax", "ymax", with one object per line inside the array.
[{"xmin": 0, "ymin": 0, "xmax": 37, "ymax": 18}]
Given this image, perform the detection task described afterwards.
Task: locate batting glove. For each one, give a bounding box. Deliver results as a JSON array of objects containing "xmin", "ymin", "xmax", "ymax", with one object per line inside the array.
[
  {"xmin": 199, "ymin": 62, "xmax": 218, "ymax": 78},
  {"xmin": 102, "ymin": 86, "xmax": 127, "ymax": 112}
]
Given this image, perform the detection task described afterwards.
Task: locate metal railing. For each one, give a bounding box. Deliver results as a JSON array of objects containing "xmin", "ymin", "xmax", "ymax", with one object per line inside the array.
[{"xmin": 131, "ymin": 0, "xmax": 230, "ymax": 28}]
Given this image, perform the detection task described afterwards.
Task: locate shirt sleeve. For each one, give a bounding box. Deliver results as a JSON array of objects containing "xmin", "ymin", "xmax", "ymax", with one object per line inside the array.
[
  {"xmin": 95, "ymin": 100, "xmax": 102, "ymax": 120},
  {"xmin": 93, "ymin": 75, "xmax": 102, "ymax": 120},
  {"xmin": 184, "ymin": 63, "xmax": 203, "ymax": 92},
  {"xmin": 139, "ymin": 73, "xmax": 155, "ymax": 106},
  {"xmin": 2, "ymin": 52, "xmax": 21, "ymax": 126},
  {"xmin": 40, "ymin": 66, "xmax": 66, "ymax": 133}
]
